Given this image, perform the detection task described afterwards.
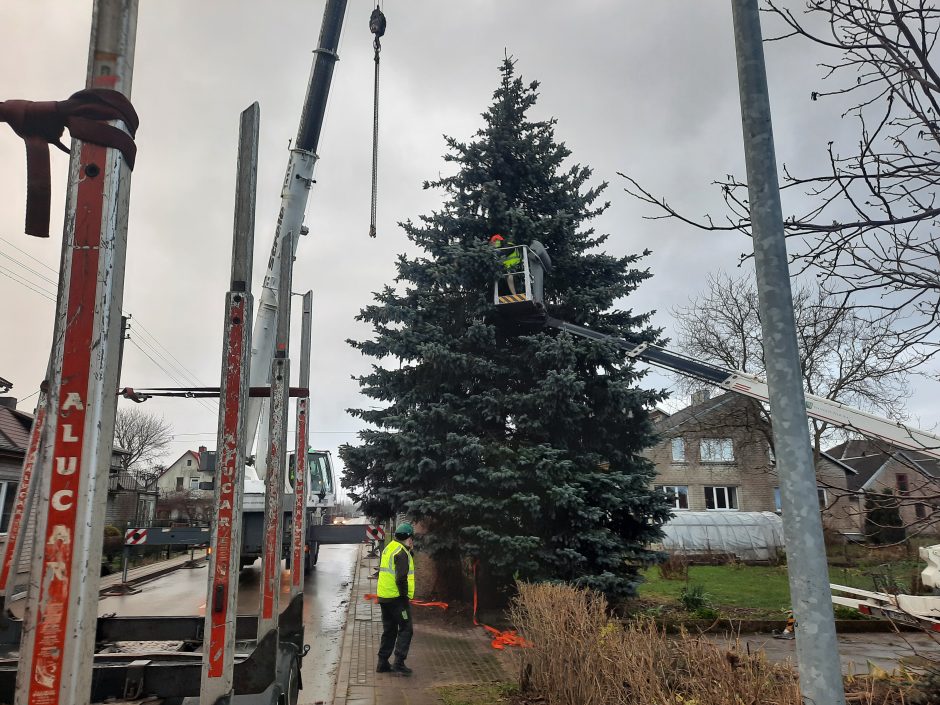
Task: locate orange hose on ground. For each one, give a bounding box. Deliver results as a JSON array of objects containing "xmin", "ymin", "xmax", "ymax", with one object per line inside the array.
[
  {"xmin": 362, "ymin": 593, "xmax": 448, "ymax": 610},
  {"xmin": 472, "ymin": 560, "xmax": 530, "ymax": 650}
]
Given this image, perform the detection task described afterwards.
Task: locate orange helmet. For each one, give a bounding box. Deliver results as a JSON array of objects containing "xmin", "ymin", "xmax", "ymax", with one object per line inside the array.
[{"xmin": 489, "ymin": 234, "xmax": 505, "ymax": 243}]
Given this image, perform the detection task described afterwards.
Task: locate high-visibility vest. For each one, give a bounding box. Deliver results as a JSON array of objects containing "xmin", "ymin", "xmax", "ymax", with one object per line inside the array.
[
  {"xmin": 502, "ymin": 244, "xmax": 522, "ymax": 270},
  {"xmin": 376, "ymin": 539, "xmax": 415, "ymax": 599}
]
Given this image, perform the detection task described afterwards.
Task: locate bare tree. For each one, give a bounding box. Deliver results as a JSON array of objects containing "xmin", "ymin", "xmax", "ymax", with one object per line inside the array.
[
  {"xmin": 156, "ymin": 489, "xmax": 211, "ymax": 525},
  {"xmin": 622, "ymin": 1, "xmax": 940, "ymax": 356},
  {"xmin": 673, "ymin": 272, "xmax": 929, "ymax": 455},
  {"xmin": 112, "ymin": 408, "xmax": 173, "ymax": 471}
]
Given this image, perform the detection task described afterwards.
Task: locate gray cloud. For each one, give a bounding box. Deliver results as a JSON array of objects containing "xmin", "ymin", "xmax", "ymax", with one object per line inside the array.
[{"xmin": 2, "ymin": 1, "xmax": 937, "ymax": 479}]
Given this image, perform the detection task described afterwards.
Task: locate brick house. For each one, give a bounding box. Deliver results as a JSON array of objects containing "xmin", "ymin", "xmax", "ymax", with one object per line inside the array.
[
  {"xmin": 646, "ymin": 391, "xmax": 857, "ymax": 533},
  {"xmin": 152, "ymin": 446, "xmax": 213, "ymax": 522},
  {"xmin": 824, "ymin": 440, "xmax": 940, "ymax": 537}
]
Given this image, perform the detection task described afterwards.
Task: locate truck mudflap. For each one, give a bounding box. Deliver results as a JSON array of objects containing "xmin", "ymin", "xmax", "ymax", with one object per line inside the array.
[{"xmin": 309, "ymin": 523, "xmax": 371, "ymax": 544}]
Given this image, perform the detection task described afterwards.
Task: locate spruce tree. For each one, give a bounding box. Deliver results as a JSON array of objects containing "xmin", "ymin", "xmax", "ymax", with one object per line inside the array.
[{"xmin": 341, "ymin": 58, "xmax": 670, "ymax": 601}]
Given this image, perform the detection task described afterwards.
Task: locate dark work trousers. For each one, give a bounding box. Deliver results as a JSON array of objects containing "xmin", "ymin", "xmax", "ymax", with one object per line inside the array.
[{"xmin": 378, "ymin": 599, "xmax": 413, "ymax": 664}]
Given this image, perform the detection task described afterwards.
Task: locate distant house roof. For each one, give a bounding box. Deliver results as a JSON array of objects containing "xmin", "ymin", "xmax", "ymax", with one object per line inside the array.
[
  {"xmin": 653, "ymin": 392, "xmax": 750, "ymax": 435},
  {"xmin": 155, "ymin": 449, "xmax": 201, "ymax": 479},
  {"xmin": 825, "ymin": 439, "xmax": 939, "ymax": 491},
  {"xmin": 0, "ymin": 405, "xmax": 34, "ymax": 453},
  {"xmin": 653, "ymin": 392, "xmax": 856, "ymax": 479},
  {"xmin": 0, "ymin": 404, "xmax": 130, "ymax": 465}
]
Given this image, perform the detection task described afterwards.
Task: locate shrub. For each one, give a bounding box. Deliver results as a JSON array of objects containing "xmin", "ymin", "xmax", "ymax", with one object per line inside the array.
[
  {"xmin": 510, "ymin": 582, "xmax": 801, "ymax": 705},
  {"xmin": 864, "ymin": 490, "xmax": 906, "ymax": 545},
  {"xmin": 693, "ymin": 606, "xmax": 720, "ymax": 620},
  {"xmin": 833, "ymin": 605, "xmax": 869, "ymax": 620},
  {"xmin": 678, "ymin": 583, "xmax": 710, "ymax": 612},
  {"xmin": 657, "ymin": 553, "xmax": 689, "ymax": 581},
  {"xmin": 510, "ymin": 582, "xmax": 917, "ymax": 705}
]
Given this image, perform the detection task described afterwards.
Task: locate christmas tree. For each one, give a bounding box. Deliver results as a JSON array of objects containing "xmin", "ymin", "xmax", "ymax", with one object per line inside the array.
[{"xmin": 341, "ymin": 58, "xmax": 670, "ymax": 601}]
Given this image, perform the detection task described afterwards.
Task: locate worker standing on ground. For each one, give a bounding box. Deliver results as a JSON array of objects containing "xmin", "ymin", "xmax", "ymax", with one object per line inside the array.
[
  {"xmin": 376, "ymin": 523, "xmax": 416, "ymax": 675},
  {"xmin": 490, "ymin": 234, "xmax": 521, "ymax": 295}
]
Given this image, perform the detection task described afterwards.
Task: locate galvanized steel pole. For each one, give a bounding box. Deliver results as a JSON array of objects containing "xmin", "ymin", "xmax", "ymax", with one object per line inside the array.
[{"xmin": 730, "ymin": 2, "xmax": 846, "ymax": 703}]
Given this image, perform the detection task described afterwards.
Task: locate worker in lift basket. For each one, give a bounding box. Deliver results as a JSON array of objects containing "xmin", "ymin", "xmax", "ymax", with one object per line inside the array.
[
  {"xmin": 490, "ymin": 233, "xmax": 521, "ymax": 295},
  {"xmin": 376, "ymin": 523, "xmax": 417, "ymax": 675}
]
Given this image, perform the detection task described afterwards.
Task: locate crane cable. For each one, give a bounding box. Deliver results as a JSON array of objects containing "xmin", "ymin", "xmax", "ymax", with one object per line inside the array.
[{"xmin": 368, "ymin": 4, "xmax": 386, "ymax": 238}]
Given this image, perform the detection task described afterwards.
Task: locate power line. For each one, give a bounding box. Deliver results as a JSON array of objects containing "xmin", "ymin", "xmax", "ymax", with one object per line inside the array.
[
  {"xmin": 126, "ymin": 339, "xmax": 218, "ymax": 417},
  {"xmin": 0, "ymin": 249, "xmax": 58, "ymax": 288},
  {"xmin": 0, "ymin": 236, "xmax": 58, "ymax": 275},
  {"xmin": 0, "ymin": 263, "xmax": 56, "ymax": 303},
  {"xmin": 129, "ymin": 318, "xmax": 220, "ymax": 414}
]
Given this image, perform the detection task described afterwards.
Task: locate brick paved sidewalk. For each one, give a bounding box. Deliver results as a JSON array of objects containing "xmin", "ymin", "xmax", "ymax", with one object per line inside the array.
[{"xmin": 332, "ymin": 545, "xmax": 511, "ymax": 705}]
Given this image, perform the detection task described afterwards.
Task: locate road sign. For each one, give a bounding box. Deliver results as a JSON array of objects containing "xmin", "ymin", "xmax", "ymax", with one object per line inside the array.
[
  {"xmin": 125, "ymin": 529, "xmax": 148, "ymax": 546},
  {"xmin": 365, "ymin": 525, "xmax": 385, "ymax": 542}
]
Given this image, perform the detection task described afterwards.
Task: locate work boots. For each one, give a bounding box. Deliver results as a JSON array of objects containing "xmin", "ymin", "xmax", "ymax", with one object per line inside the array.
[
  {"xmin": 391, "ymin": 661, "xmax": 413, "ymax": 676},
  {"xmin": 376, "ymin": 659, "xmax": 392, "ymax": 673}
]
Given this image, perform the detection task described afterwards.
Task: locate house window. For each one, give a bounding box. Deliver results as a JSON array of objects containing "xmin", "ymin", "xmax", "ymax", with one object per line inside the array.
[
  {"xmin": 774, "ymin": 487, "xmax": 827, "ymax": 512},
  {"xmin": 704, "ymin": 486, "xmax": 738, "ymax": 510},
  {"xmin": 656, "ymin": 485, "xmax": 689, "ymax": 510},
  {"xmin": 916, "ymin": 503, "xmax": 927, "ymax": 519},
  {"xmin": 190, "ymin": 477, "xmax": 200, "ymax": 490},
  {"xmin": 0, "ymin": 480, "xmax": 17, "ymax": 533},
  {"xmin": 700, "ymin": 438, "xmax": 734, "ymax": 463},
  {"xmin": 671, "ymin": 438, "xmax": 686, "ymax": 462},
  {"xmin": 896, "ymin": 473, "xmax": 909, "ymax": 495},
  {"xmin": 186, "ymin": 459, "xmax": 192, "ymax": 467},
  {"xmin": 176, "ymin": 477, "xmax": 184, "ymax": 491}
]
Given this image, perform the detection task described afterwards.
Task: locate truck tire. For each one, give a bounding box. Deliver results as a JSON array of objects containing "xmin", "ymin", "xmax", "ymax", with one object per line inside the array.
[
  {"xmin": 305, "ymin": 541, "xmax": 319, "ymax": 570},
  {"xmin": 285, "ymin": 657, "xmax": 300, "ymax": 705}
]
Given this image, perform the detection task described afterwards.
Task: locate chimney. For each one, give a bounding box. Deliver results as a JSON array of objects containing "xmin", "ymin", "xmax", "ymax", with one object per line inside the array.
[
  {"xmin": 198, "ymin": 445, "xmax": 207, "ymax": 454},
  {"xmin": 690, "ymin": 389, "xmax": 710, "ymax": 406},
  {"xmin": 0, "ymin": 397, "xmax": 17, "ymax": 410}
]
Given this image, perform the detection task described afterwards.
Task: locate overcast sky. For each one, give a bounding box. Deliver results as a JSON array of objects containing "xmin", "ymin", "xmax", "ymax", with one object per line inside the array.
[{"xmin": 3, "ymin": 1, "xmax": 938, "ymax": 481}]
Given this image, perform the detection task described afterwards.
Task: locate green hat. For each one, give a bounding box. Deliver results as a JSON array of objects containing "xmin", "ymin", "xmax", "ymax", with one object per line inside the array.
[{"xmin": 394, "ymin": 522, "xmax": 414, "ymax": 538}]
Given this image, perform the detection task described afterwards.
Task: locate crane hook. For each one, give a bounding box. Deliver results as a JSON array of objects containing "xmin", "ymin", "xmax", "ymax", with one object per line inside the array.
[{"xmin": 368, "ymin": 5, "xmax": 387, "ymax": 238}]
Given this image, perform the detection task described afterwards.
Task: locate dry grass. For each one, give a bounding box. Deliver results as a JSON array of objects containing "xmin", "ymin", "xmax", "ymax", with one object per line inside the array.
[
  {"xmin": 657, "ymin": 552, "xmax": 690, "ymax": 581},
  {"xmin": 509, "ymin": 582, "xmax": 916, "ymax": 705}
]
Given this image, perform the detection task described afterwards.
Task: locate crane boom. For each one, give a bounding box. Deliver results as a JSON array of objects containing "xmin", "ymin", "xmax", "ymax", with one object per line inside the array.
[
  {"xmin": 544, "ymin": 316, "xmax": 940, "ymax": 459},
  {"xmin": 245, "ymin": 0, "xmax": 348, "ymax": 478}
]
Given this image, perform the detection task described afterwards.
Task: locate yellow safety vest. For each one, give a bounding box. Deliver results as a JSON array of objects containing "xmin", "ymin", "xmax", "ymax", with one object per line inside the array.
[
  {"xmin": 502, "ymin": 244, "xmax": 522, "ymax": 270},
  {"xmin": 376, "ymin": 539, "xmax": 415, "ymax": 600}
]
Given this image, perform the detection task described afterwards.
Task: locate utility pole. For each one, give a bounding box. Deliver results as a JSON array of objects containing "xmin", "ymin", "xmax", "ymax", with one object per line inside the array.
[
  {"xmin": 15, "ymin": 1, "xmax": 139, "ymax": 704},
  {"xmin": 730, "ymin": 2, "xmax": 846, "ymax": 703}
]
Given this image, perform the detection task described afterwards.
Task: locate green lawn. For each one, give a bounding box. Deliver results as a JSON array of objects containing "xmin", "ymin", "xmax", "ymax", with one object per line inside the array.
[
  {"xmin": 640, "ymin": 565, "xmax": 792, "ymax": 613},
  {"xmin": 638, "ymin": 561, "xmax": 926, "ymax": 617}
]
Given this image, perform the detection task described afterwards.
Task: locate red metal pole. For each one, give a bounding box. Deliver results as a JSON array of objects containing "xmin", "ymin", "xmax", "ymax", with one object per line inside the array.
[
  {"xmin": 199, "ymin": 103, "xmax": 258, "ymax": 703},
  {"xmin": 258, "ymin": 235, "xmax": 292, "ymax": 640},
  {"xmin": 290, "ymin": 291, "xmax": 312, "ymax": 596},
  {"xmin": 0, "ymin": 397, "xmax": 46, "ymax": 600},
  {"xmin": 15, "ymin": 2, "xmax": 138, "ymax": 704}
]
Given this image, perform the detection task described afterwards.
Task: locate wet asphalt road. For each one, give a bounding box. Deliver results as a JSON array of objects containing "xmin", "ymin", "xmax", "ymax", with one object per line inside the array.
[{"xmin": 97, "ymin": 542, "xmax": 361, "ymax": 703}]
